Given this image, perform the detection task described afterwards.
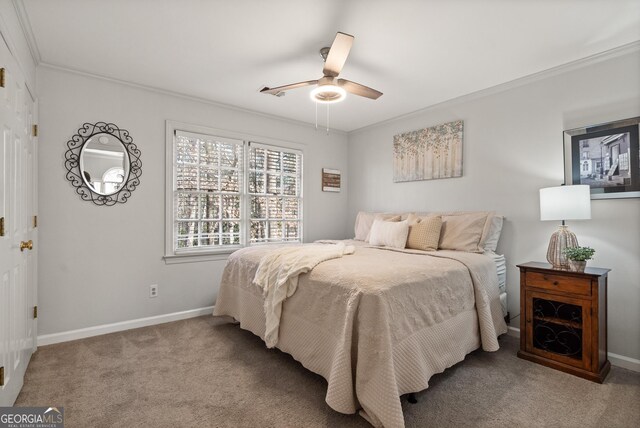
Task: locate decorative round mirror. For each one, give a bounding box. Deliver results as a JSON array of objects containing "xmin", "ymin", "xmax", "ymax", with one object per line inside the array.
[{"xmin": 65, "ymin": 122, "xmax": 141, "ymax": 205}]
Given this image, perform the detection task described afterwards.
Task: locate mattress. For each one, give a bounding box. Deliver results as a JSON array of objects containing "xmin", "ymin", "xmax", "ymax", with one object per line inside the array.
[
  {"xmin": 213, "ymin": 241, "xmax": 508, "ymax": 427},
  {"xmin": 485, "ymin": 251, "xmax": 508, "ymax": 316}
]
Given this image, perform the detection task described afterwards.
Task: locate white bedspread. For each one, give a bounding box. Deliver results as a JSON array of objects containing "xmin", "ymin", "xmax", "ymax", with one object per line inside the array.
[
  {"xmin": 254, "ymin": 242, "xmax": 355, "ymax": 347},
  {"xmin": 214, "ymin": 240, "xmax": 507, "ymax": 428}
]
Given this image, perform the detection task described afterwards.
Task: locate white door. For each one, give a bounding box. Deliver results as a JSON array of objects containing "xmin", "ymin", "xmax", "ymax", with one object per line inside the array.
[{"xmin": 0, "ymin": 37, "xmax": 38, "ymax": 406}]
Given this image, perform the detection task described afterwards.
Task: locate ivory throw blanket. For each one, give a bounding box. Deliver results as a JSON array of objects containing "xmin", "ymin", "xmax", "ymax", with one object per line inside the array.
[
  {"xmin": 253, "ymin": 242, "xmax": 355, "ymax": 347},
  {"xmin": 213, "ymin": 240, "xmax": 507, "ymax": 428}
]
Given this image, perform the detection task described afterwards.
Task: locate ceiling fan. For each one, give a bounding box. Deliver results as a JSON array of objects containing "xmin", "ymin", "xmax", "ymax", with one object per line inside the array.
[{"xmin": 260, "ymin": 32, "xmax": 383, "ymax": 103}]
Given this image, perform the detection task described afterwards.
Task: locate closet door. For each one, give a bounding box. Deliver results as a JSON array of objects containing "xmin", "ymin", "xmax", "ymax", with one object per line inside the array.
[{"xmin": 0, "ymin": 36, "xmax": 37, "ymax": 406}]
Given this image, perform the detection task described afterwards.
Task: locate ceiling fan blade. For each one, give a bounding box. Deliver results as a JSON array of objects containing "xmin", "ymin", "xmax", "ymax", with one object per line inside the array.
[
  {"xmin": 338, "ymin": 79, "xmax": 383, "ymax": 100},
  {"xmin": 322, "ymin": 32, "xmax": 354, "ymax": 77},
  {"xmin": 260, "ymin": 80, "xmax": 318, "ymax": 96}
]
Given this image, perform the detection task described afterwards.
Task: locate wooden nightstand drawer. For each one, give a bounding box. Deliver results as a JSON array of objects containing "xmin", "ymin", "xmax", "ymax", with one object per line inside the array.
[{"xmin": 525, "ymin": 271, "xmax": 591, "ymax": 296}]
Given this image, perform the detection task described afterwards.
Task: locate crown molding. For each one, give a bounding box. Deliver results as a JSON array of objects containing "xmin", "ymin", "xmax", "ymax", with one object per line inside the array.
[
  {"xmin": 38, "ymin": 62, "xmax": 348, "ymax": 136},
  {"xmin": 349, "ymin": 40, "xmax": 640, "ymax": 135},
  {"xmin": 12, "ymin": 0, "xmax": 41, "ymax": 65}
]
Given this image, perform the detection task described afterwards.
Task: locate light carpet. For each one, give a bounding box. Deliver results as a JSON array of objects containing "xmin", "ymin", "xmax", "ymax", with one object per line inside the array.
[{"xmin": 16, "ymin": 316, "xmax": 640, "ymax": 427}]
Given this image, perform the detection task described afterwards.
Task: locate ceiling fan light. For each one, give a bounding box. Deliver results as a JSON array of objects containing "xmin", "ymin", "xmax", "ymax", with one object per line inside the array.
[{"xmin": 310, "ymin": 85, "xmax": 346, "ymax": 104}]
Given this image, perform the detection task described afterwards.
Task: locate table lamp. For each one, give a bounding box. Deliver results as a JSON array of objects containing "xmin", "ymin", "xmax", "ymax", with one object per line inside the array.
[{"xmin": 539, "ymin": 185, "xmax": 591, "ymax": 270}]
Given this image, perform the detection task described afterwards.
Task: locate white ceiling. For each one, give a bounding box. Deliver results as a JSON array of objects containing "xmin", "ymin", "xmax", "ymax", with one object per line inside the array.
[{"xmin": 21, "ymin": 0, "xmax": 640, "ymax": 132}]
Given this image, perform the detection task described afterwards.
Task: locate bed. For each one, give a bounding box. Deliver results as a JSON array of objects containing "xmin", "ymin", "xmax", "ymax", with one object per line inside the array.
[{"xmin": 213, "ymin": 211, "xmax": 508, "ymax": 428}]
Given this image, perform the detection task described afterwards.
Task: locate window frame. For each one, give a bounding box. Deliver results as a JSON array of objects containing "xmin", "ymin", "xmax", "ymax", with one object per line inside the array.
[{"xmin": 164, "ymin": 120, "xmax": 304, "ymax": 263}]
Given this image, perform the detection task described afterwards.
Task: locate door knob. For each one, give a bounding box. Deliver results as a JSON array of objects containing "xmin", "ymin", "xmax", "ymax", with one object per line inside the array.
[{"xmin": 19, "ymin": 240, "xmax": 33, "ymax": 252}]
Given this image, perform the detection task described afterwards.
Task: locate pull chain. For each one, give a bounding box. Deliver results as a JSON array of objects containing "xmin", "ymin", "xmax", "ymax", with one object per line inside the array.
[
  {"xmin": 313, "ymin": 101, "xmax": 330, "ymax": 134},
  {"xmin": 326, "ymin": 104, "xmax": 329, "ymax": 134}
]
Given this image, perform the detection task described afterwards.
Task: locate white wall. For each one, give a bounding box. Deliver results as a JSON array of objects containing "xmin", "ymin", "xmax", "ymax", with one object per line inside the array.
[
  {"xmin": 347, "ymin": 49, "xmax": 640, "ymax": 360},
  {"xmin": 37, "ymin": 66, "xmax": 349, "ymax": 335}
]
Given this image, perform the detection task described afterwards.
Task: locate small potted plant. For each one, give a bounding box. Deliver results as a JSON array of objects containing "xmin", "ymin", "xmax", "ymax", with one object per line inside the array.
[{"xmin": 563, "ymin": 246, "xmax": 595, "ymax": 272}]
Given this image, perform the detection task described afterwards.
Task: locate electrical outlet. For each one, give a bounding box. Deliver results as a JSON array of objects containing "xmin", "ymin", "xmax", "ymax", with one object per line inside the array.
[{"xmin": 149, "ymin": 284, "xmax": 158, "ymax": 298}]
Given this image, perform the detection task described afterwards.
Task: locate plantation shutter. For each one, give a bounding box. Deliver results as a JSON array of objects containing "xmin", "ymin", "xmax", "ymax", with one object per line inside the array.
[
  {"xmin": 173, "ymin": 130, "xmax": 243, "ymax": 251},
  {"xmin": 248, "ymin": 142, "xmax": 303, "ymax": 243}
]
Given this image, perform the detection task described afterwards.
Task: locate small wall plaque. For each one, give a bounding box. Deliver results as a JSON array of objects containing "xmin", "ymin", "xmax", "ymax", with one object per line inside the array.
[{"xmin": 322, "ymin": 168, "xmax": 341, "ymax": 192}]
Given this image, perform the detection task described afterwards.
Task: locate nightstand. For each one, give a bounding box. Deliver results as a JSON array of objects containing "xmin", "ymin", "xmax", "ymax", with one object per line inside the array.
[{"xmin": 516, "ymin": 262, "xmax": 610, "ymax": 383}]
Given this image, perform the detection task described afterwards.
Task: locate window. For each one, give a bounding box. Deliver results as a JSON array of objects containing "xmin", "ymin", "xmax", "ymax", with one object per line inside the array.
[
  {"xmin": 248, "ymin": 143, "xmax": 302, "ymax": 243},
  {"xmin": 168, "ymin": 126, "xmax": 303, "ymax": 257},
  {"xmin": 173, "ymin": 131, "xmax": 243, "ymax": 251}
]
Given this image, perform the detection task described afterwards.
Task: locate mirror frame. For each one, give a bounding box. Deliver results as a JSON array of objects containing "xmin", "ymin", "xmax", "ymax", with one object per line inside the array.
[{"xmin": 65, "ymin": 122, "xmax": 142, "ymax": 206}]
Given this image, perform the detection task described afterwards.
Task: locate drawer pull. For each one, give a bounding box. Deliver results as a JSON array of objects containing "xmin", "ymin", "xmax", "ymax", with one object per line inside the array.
[{"xmin": 543, "ymin": 276, "xmax": 559, "ymax": 286}]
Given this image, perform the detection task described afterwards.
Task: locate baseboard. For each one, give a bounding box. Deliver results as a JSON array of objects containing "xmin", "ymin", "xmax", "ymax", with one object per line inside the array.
[
  {"xmin": 503, "ymin": 326, "xmax": 639, "ymax": 372},
  {"xmin": 506, "ymin": 326, "xmax": 520, "ymax": 338},
  {"xmin": 37, "ymin": 306, "xmax": 214, "ymax": 346},
  {"xmin": 608, "ymin": 352, "xmax": 640, "ymax": 372},
  {"xmin": 36, "ymin": 310, "xmax": 640, "ymax": 372}
]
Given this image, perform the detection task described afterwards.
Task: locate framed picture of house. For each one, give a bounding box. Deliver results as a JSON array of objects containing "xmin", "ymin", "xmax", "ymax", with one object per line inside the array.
[{"xmin": 564, "ymin": 116, "xmax": 640, "ymax": 199}]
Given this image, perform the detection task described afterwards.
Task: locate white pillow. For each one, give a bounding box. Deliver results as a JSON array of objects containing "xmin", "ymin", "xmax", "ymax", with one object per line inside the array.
[
  {"xmin": 353, "ymin": 211, "xmax": 401, "ymax": 241},
  {"xmin": 365, "ymin": 214, "xmax": 401, "ymax": 242},
  {"xmin": 354, "ymin": 212, "xmax": 373, "ymax": 240},
  {"xmin": 368, "ymin": 219, "xmax": 409, "ymax": 249},
  {"xmin": 484, "ymin": 215, "xmax": 504, "ymax": 252},
  {"xmin": 354, "ymin": 212, "xmax": 386, "ymax": 241}
]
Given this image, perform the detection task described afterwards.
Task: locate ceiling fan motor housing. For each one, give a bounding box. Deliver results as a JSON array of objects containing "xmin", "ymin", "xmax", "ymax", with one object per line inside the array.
[{"xmin": 311, "ymin": 76, "xmax": 346, "ymax": 103}]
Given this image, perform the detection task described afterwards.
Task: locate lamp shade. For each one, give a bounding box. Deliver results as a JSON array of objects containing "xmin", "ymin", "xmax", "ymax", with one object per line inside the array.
[{"xmin": 540, "ymin": 185, "xmax": 591, "ymax": 221}]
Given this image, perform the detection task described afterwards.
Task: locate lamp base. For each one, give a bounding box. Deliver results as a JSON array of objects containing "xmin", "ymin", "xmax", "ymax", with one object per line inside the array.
[{"xmin": 546, "ymin": 225, "xmax": 578, "ymax": 270}]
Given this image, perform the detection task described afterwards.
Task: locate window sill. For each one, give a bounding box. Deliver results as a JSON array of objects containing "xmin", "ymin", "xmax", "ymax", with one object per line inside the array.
[
  {"xmin": 163, "ymin": 241, "xmax": 302, "ymax": 264},
  {"xmin": 163, "ymin": 251, "xmax": 235, "ymax": 265}
]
